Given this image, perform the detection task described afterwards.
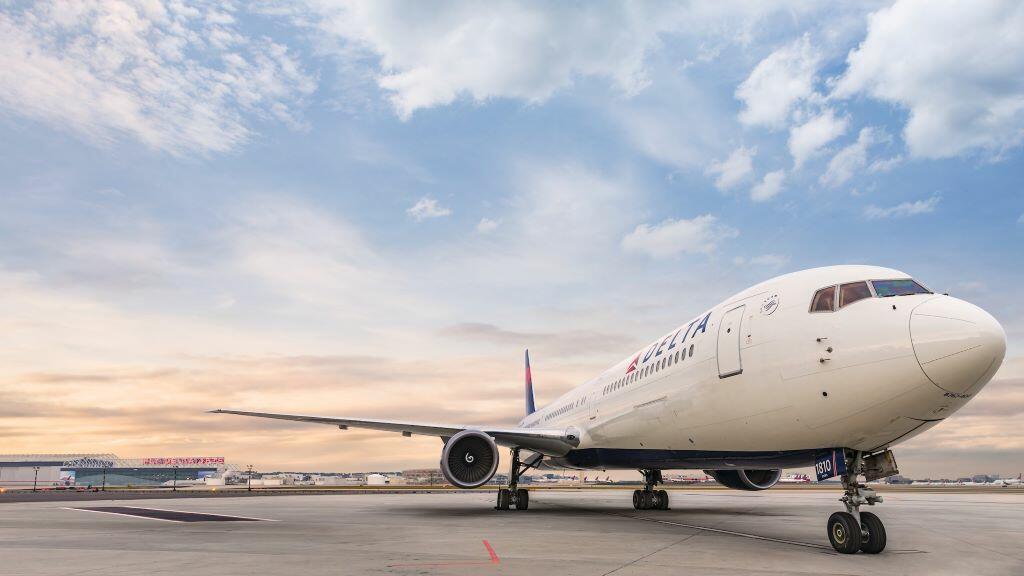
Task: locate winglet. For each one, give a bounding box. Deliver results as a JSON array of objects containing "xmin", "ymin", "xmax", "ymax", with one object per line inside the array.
[{"xmin": 525, "ymin": 349, "xmax": 536, "ymax": 416}]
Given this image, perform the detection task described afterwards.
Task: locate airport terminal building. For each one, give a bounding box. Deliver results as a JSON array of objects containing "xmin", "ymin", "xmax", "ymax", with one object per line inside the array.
[{"xmin": 0, "ymin": 454, "xmax": 235, "ymax": 488}]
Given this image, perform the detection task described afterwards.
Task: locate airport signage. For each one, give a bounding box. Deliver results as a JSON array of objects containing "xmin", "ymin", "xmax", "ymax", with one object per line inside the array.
[{"xmin": 142, "ymin": 457, "xmax": 225, "ymax": 466}]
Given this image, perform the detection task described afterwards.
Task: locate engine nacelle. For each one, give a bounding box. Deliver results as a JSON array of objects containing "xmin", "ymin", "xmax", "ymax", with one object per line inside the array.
[
  {"xmin": 705, "ymin": 469, "xmax": 781, "ymax": 491},
  {"xmin": 440, "ymin": 430, "xmax": 500, "ymax": 489}
]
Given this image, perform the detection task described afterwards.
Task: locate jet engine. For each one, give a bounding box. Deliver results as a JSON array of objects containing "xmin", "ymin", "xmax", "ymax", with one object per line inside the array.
[
  {"xmin": 440, "ymin": 430, "xmax": 500, "ymax": 488},
  {"xmin": 705, "ymin": 469, "xmax": 781, "ymax": 490}
]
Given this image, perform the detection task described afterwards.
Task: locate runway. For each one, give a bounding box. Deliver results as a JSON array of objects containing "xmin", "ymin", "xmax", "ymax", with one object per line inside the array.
[{"xmin": 1, "ymin": 489, "xmax": 1021, "ymax": 575}]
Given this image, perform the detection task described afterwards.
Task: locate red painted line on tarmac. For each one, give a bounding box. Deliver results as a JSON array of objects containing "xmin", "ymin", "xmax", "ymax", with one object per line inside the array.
[
  {"xmin": 483, "ymin": 539, "xmax": 500, "ymax": 564},
  {"xmin": 387, "ymin": 540, "xmax": 500, "ymax": 568}
]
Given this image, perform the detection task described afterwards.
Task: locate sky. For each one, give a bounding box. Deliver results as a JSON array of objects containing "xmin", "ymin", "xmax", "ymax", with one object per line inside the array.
[{"xmin": 0, "ymin": 0, "xmax": 1022, "ymax": 480}]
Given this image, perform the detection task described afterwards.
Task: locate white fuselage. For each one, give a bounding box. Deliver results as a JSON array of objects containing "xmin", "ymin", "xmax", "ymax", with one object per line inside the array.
[{"xmin": 520, "ymin": 265, "xmax": 1006, "ymax": 470}]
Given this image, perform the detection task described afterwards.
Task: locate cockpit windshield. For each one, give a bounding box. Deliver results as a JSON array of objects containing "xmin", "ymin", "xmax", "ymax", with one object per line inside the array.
[
  {"xmin": 810, "ymin": 278, "xmax": 932, "ymax": 312},
  {"xmin": 870, "ymin": 279, "xmax": 931, "ymax": 297}
]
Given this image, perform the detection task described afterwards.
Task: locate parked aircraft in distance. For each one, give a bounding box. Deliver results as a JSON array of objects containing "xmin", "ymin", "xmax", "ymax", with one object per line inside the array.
[
  {"xmin": 994, "ymin": 474, "xmax": 1022, "ymax": 487},
  {"xmin": 215, "ymin": 265, "xmax": 1006, "ymax": 554},
  {"xmin": 779, "ymin": 473, "xmax": 813, "ymax": 483}
]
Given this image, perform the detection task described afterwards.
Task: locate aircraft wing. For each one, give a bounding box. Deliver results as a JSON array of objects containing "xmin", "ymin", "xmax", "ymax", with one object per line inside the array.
[{"xmin": 210, "ymin": 409, "xmax": 579, "ymax": 456}]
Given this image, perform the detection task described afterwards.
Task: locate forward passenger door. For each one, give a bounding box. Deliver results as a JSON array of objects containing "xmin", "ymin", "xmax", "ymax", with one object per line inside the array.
[{"xmin": 717, "ymin": 305, "xmax": 745, "ymax": 378}]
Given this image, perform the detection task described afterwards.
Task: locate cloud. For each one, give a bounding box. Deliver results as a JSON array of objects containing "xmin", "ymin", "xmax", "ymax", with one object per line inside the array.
[
  {"xmin": 439, "ymin": 323, "xmax": 631, "ymax": 356},
  {"xmin": 820, "ymin": 127, "xmax": 884, "ymax": 187},
  {"xmin": 407, "ymin": 197, "xmax": 452, "ymax": 221},
  {"xmin": 736, "ymin": 34, "xmax": 821, "ymax": 129},
  {"xmin": 733, "ymin": 253, "xmax": 790, "ymax": 268},
  {"xmin": 788, "ymin": 109, "xmax": 848, "ymax": 169},
  {"xmin": 300, "ymin": 3, "xmax": 836, "ymax": 120},
  {"xmin": 305, "ymin": 1, "xmax": 671, "ymax": 119},
  {"xmin": 863, "ymin": 195, "xmax": 940, "ymax": 219},
  {"xmin": 0, "ymin": 1, "xmax": 316, "ymax": 155},
  {"xmin": 706, "ymin": 146, "xmax": 756, "ymax": 191},
  {"xmin": 868, "ymin": 155, "xmax": 903, "ymax": 173},
  {"xmin": 750, "ymin": 169, "xmax": 786, "ymax": 202},
  {"xmin": 833, "ymin": 0, "xmax": 1024, "ymax": 159},
  {"xmin": 621, "ymin": 215, "xmax": 738, "ymax": 259},
  {"xmin": 475, "ymin": 217, "xmax": 500, "ymax": 234}
]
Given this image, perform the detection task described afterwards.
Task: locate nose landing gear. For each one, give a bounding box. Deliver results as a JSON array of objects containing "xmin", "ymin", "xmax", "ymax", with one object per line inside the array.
[
  {"xmin": 827, "ymin": 451, "xmax": 887, "ymax": 554},
  {"xmin": 632, "ymin": 469, "xmax": 670, "ymax": 510}
]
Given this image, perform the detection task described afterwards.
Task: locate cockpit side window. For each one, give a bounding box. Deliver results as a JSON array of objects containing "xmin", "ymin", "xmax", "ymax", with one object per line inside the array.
[
  {"xmin": 871, "ymin": 279, "xmax": 931, "ymax": 297},
  {"xmin": 810, "ymin": 286, "xmax": 836, "ymax": 312},
  {"xmin": 839, "ymin": 281, "xmax": 872, "ymax": 308}
]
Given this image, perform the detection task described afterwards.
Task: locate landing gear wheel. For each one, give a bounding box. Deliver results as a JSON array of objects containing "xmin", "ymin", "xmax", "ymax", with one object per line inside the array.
[
  {"xmin": 642, "ymin": 491, "xmax": 656, "ymax": 510},
  {"xmin": 827, "ymin": 511, "xmax": 861, "ymax": 554},
  {"xmin": 858, "ymin": 511, "xmax": 886, "ymax": 554},
  {"xmin": 496, "ymin": 488, "xmax": 511, "ymax": 510},
  {"xmin": 657, "ymin": 490, "xmax": 670, "ymax": 510},
  {"xmin": 632, "ymin": 490, "xmax": 642, "ymax": 510},
  {"xmin": 515, "ymin": 489, "xmax": 529, "ymax": 510}
]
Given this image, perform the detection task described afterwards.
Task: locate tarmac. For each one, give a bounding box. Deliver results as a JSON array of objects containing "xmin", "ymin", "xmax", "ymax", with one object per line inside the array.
[{"xmin": 1, "ymin": 488, "xmax": 1021, "ymax": 575}]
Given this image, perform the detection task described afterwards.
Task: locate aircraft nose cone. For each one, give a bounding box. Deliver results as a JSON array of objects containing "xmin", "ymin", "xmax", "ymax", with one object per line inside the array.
[{"xmin": 910, "ymin": 297, "xmax": 1006, "ymax": 394}]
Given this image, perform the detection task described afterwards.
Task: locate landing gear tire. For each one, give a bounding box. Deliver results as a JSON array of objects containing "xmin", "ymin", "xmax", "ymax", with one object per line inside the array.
[
  {"xmin": 496, "ymin": 488, "xmax": 511, "ymax": 510},
  {"xmin": 858, "ymin": 511, "xmax": 886, "ymax": 554},
  {"xmin": 515, "ymin": 489, "xmax": 530, "ymax": 510},
  {"xmin": 632, "ymin": 490, "xmax": 641, "ymax": 510},
  {"xmin": 642, "ymin": 491, "xmax": 656, "ymax": 510},
  {"xmin": 657, "ymin": 490, "xmax": 670, "ymax": 510},
  {"xmin": 828, "ymin": 511, "xmax": 861, "ymax": 554}
]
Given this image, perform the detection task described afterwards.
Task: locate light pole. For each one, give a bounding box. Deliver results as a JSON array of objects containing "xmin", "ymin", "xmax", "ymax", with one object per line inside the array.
[
  {"xmin": 172, "ymin": 465, "xmax": 179, "ymax": 492},
  {"xmin": 101, "ymin": 465, "xmax": 108, "ymax": 492},
  {"xmin": 247, "ymin": 465, "xmax": 254, "ymax": 492},
  {"xmin": 32, "ymin": 466, "xmax": 40, "ymax": 492}
]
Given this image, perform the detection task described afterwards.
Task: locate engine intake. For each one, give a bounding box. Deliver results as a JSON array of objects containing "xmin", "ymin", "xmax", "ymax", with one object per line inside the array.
[
  {"xmin": 440, "ymin": 430, "xmax": 500, "ymax": 489},
  {"xmin": 705, "ymin": 469, "xmax": 781, "ymax": 491}
]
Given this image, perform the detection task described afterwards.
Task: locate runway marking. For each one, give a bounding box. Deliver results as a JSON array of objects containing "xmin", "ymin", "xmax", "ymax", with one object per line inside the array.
[
  {"xmin": 119, "ymin": 505, "xmax": 280, "ymax": 522},
  {"xmin": 483, "ymin": 539, "xmax": 500, "ymax": 564},
  {"xmin": 387, "ymin": 540, "xmax": 500, "ymax": 568},
  {"xmin": 61, "ymin": 506, "xmax": 275, "ymax": 523},
  {"xmin": 62, "ymin": 507, "xmax": 184, "ymax": 523}
]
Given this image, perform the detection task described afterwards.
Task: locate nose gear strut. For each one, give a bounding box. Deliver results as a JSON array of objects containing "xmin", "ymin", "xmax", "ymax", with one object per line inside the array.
[{"xmin": 827, "ymin": 450, "xmax": 887, "ymax": 554}]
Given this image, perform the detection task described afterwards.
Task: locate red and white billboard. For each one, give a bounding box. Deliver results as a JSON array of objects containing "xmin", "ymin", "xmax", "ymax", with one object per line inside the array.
[{"xmin": 141, "ymin": 457, "xmax": 225, "ymax": 466}]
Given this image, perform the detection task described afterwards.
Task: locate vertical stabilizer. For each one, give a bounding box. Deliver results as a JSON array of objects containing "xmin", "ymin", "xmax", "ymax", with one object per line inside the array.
[{"xmin": 525, "ymin": 349, "xmax": 536, "ymax": 416}]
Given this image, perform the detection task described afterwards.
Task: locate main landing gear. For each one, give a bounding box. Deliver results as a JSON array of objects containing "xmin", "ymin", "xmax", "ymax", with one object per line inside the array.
[
  {"xmin": 496, "ymin": 448, "xmax": 540, "ymax": 511},
  {"xmin": 632, "ymin": 469, "xmax": 670, "ymax": 510},
  {"xmin": 827, "ymin": 451, "xmax": 887, "ymax": 554}
]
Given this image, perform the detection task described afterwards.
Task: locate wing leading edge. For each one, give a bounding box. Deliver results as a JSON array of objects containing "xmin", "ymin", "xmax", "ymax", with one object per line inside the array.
[{"xmin": 210, "ymin": 409, "xmax": 579, "ymax": 456}]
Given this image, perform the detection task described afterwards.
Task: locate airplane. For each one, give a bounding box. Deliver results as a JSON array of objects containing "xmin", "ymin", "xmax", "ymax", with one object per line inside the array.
[
  {"xmin": 994, "ymin": 473, "xmax": 1022, "ymax": 486},
  {"xmin": 213, "ymin": 265, "xmax": 1006, "ymax": 555},
  {"xmin": 779, "ymin": 473, "xmax": 813, "ymax": 483}
]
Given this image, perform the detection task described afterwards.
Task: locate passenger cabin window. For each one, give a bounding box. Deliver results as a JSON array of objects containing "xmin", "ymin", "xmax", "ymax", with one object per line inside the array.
[
  {"xmin": 839, "ymin": 281, "xmax": 872, "ymax": 308},
  {"xmin": 810, "ymin": 286, "xmax": 836, "ymax": 312},
  {"xmin": 871, "ymin": 279, "xmax": 931, "ymax": 297}
]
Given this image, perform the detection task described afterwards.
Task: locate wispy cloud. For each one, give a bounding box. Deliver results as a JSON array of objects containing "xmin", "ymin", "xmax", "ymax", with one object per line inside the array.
[
  {"xmin": 736, "ymin": 34, "xmax": 821, "ymax": 129},
  {"xmin": 622, "ymin": 215, "xmax": 738, "ymax": 259},
  {"xmin": 475, "ymin": 218, "xmax": 500, "ymax": 234},
  {"xmin": 706, "ymin": 146, "xmax": 755, "ymax": 191},
  {"xmin": 863, "ymin": 195, "xmax": 941, "ymax": 219},
  {"xmin": 788, "ymin": 109, "xmax": 848, "ymax": 169},
  {"xmin": 821, "ymin": 127, "xmax": 886, "ymax": 188},
  {"xmin": 750, "ymin": 169, "xmax": 785, "ymax": 202},
  {"xmin": 0, "ymin": 1, "xmax": 316, "ymax": 155},
  {"xmin": 407, "ymin": 197, "xmax": 452, "ymax": 221}
]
